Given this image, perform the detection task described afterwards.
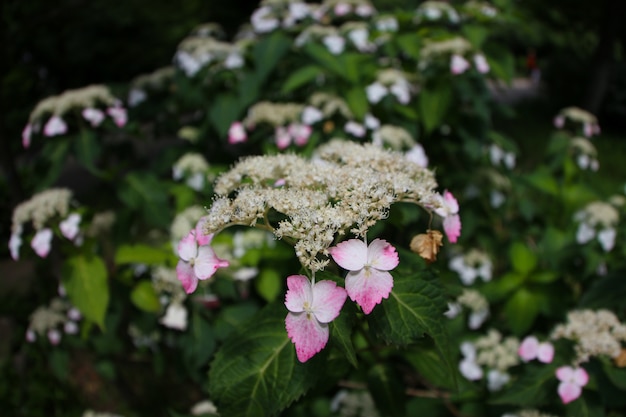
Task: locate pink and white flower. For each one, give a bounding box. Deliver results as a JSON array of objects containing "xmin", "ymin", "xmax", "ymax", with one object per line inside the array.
[
  {"xmin": 288, "ymin": 123, "xmax": 312, "ymax": 146},
  {"xmin": 275, "ymin": 126, "xmax": 292, "ymax": 149},
  {"xmin": 107, "ymin": 106, "xmax": 127, "ymax": 127},
  {"xmin": 22, "ymin": 123, "xmax": 32, "ymax": 148},
  {"xmin": 82, "ymin": 108, "xmax": 105, "ymax": 127},
  {"xmin": 59, "ymin": 213, "xmax": 81, "ymax": 241},
  {"xmin": 9, "ymin": 232, "xmax": 22, "ymax": 260},
  {"xmin": 301, "ymin": 106, "xmax": 323, "ymax": 125},
  {"xmin": 31, "ymin": 228, "xmax": 53, "ymax": 258},
  {"xmin": 450, "ymin": 54, "xmax": 470, "ymax": 75},
  {"xmin": 556, "ymin": 366, "xmax": 589, "ymax": 404},
  {"xmin": 437, "ymin": 190, "xmax": 461, "ymax": 243},
  {"xmin": 518, "ymin": 336, "xmax": 554, "ymax": 363},
  {"xmin": 334, "ymin": 3, "xmax": 351, "ymax": 16},
  {"xmin": 473, "ymin": 54, "xmax": 490, "ymax": 74},
  {"xmin": 43, "ymin": 116, "xmax": 68, "ymax": 136},
  {"xmin": 329, "ymin": 238, "xmax": 398, "ymax": 314},
  {"xmin": 176, "ymin": 229, "xmax": 229, "ymax": 294},
  {"xmin": 228, "ymin": 121, "xmax": 247, "ymax": 144},
  {"xmin": 47, "ymin": 329, "xmax": 62, "ymax": 345},
  {"xmin": 285, "ymin": 275, "xmax": 347, "ymax": 362}
]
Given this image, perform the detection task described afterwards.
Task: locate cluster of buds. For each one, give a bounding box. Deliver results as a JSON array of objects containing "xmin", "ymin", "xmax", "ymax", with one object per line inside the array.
[{"xmin": 26, "ymin": 294, "xmax": 83, "ymax": 345}]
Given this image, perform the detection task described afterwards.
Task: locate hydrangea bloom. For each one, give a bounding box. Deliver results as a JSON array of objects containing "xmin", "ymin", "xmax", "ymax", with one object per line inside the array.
[
  {"xmin": 31, "ymin": 228, "xmax": 53, "ymax": 258},
  {"xmin": 518, "ymin": 336, "xmax": 554, "ymax": 363},
  {"xmin": 176, "ymin": 229, "xmax": 229, "ymax": 294},
  {"xmin": 329, "ymin": 238, "xmax": 398, "ymax": 314},
  {"xmin": 285, "ymin": 275, "xmax": 347, "ymax": 362},
  {"xmin": 556, "ymin": 366, "xmax": 588, "ymax": 404},
  {"xmin": 228, "ymin": 121, "xmax": 247, "ymax": 144},
  {"xmin": 450, "ymin": 54, "xmax": 470, "ymax": 75},
  {"xmin": 107, "ymin": 106, "xmax": 127, "ymax": 127},
  {"xmin": 43, "ymin": 116, "xmax": 68, "ymax": 137},
  {"xmin": 82, "ymin": 108, "xmax": 105, "ymax": 127},
  {"xmin": 59, "ymin": 213, "xmax": 81, "ymax": 241}
]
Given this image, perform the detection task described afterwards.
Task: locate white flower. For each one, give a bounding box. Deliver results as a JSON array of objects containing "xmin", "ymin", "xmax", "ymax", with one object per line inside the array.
[
  {"xmin": 302, "ymin": 106, "xmax": 323, "ymax": 125},
  {"xmin": 186, "ymin": 172, "xmax": 205, "ymax": 191},
  {"xmin": 251, "ymin": 6, "xmax": 279, "ymax": 33},
  {"xmin": 348, "ymin": 28, "xmax": 371, "ymax": 52},
  {"xmin": 366, "ymin": 82, "xmax": 388, "ymax": 104},
  {"xmin": 31, "ymin": 228, "xmax": 53, "ymax": 258},
  {"xmin": 376, "ymin": 16, "xmax": 398, "ymax": 32},
  {"xmin": 490, "ymin": 190, "xmax": 505, "ymax": 208},
  {"xmin": 344, "ymin": 121, "xmax": 366, "ymax": 137},
  {"xmin": 43, "ymin": 116, "xmax": 68, "ymax": 136},
  {"xmin": 9, "ymin": 232, "xmax": 22, "ymax": 260},
  {"xmin": 390, "ymin": 80, "xmax": 411, "ymax": 104},
  {"xmin": 576, "ymin": 222, "xmax": 595, "ymax": 244},
  {"xmin": 289, "ymin": 2, "xmax": 310, "ymax": 20},
  {"xmin": 176, "ymin": 51, "xmax": 202, "ymax": 77},
  {"xmin": 364, "ymin": 113, "xmax": 380, "ymax": 130},
  {"xmin": 473, "ymin": 54, "xmax": 490, "ymax": 74},
  {"xmin": 160, "ymin": 303, "xmax": 188, "ymax": 331},
  {"xmin": 405, "ymin": 144, "xmax": 428, "ymax": 168},
  {"xmin": 469, "ymin": 307, "xmax": 489, "ymax": 329},
  {"xmin": 59, "ymin": 213, "xmax": 81, "ymax": 241},
  {"xmin": 598, "ymin": 228, "xmax": 616, "ymax": 251},
  {"xmin": 487, "ymin": 369, "xmax": 510, "ymax": 391},
  {"xmin": 82, "ymin": 108, "xmax": 105, "ymax": 127},
  {"xmin": 323, "ymin": 35, "xmax": 345, "ymax": 55},
  {"xmin": 451, "ymin": 54, "xmax": 470, "ymax": 75},
  {"xmin": 444, "ymin": 302, "xmax": 462, "ymax": 319},
  {"xmin": 224, "ymin": 52, "xmax": 244, "ymax": 69},
  {"xmin": 128, "ymin": 88, "xmax": 147, "ymax": 107}
]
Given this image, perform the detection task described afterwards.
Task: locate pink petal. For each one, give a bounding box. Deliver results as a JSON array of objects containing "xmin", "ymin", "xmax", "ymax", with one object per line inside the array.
[
  {"xmin": 107, "ymin": 107, "xmax": 127, "ymax": 127},
  {"xmin": 537, "ymin": 342, "xmax": 555, "ymax": 363},
  {"xmin": 451, "ymin": 54, "xmax": 470, "ymax": 75},
  {"xmin": 329, "ymin": 239, "xmax": 368, "ymax": 271},
  {"xmin": 285, "ymin": 311, "xmax": 329, "ymax": 362},
  {"xmin": 194, "ymin": 246, "xmax": 229, "ymax": 280},
  {"xmin": 82, "ymin": 108, "xmax": 105, "ymax": 127},
  {"xmin": 572, "ymin": 368, "xmax": 589, "ymax": 386},
  {"xmin": 558, "ymin": 381, "xmax": 582, "ymax": 404},
  {"xmin": 43, "ymin": 116, "xmax": 68, "ymax": 136},
  {"xmin": 518, "ymin": 336, "xmax": 539, "ymax": 362},
  {"xmin": 367, "ymin": 239, "xmax": 399, "ymax": 271},
  {"xmin": 288, "ymin": 123, "xmax": 312, "ymax": 146},
  {"xmin": 31, "ymin": 228, "xmax": 53, "ymax": 258},
  {"xmin": 345, "ymin": 268, "xmax": 393, "ymax": 314},
  {"xmin": 228, "ymin": 121, "xmax": 247, "ymax": 144},
  {"xmin": 275, "ymin": 126, "xmax": 291, "ymax": 149},
  {"xmin": 556, "ymin": 366, "xmax": 574, "ymax": 382},
  {"xmin": 176, "ymin": 260, "xmax": 198, "ymax": 294},
  {"xmin": 59, "ymin": 213, "xmax": 81, "ymax": 240},
  {"xmin": 444, "ymin": 214, "xmax": 461, "ymax": 243},
  {"xmin": 195, "ymin": 217, "xmax": 213, "ymax": 246},
  {"xmin": 311, "ymin": 280, "xmax": 347, "ymax": 323},
  {"xmin": 177, "ymin": 230, "xmax": 198, "ymax": 261},
  {"xmin": 443, "ymin": 190, "xmax": 459, "ymax": 213},
  {"xmin": 22, "ymin": 124, "xmax": 32, "ymax": 148},
  {"xmin": 285, "ymin": 275, "xmax": 313, "ymax": 313}
]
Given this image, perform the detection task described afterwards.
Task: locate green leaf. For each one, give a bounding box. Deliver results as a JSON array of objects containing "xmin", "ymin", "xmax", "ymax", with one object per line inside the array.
[
  {"xmin": 115, "ymin": 243, "xmax": 177, "ymax": 266},
  {"xmin": 281, "ymin": 65, "xmax": 323, "ymax": 93},
  {"xmin": 345, "ymin": 87, "xmax": 368, "ymax": 120},
  {"xmin": 504, "ymin": 288, "xmax": 541, "ymax": 335},
  {"xmin": 579, "ymin": 273, "xmax": 626, "ymax": 309},
  {"xmin": 509, "ymin": 241, "xmax": 537, "ymax": 275},
  {"xmin": 481, "ymin": 272, "xmax": 524, "ymax": 302},
  {"xmin": 303, "ymin": 43, "xmax": 348, "ymax": 80},
  {"xmin": 419, "ymin": 82, "xmax": 452, "ymax": 134},
  {"xmin": 461, "ymin": 24, "xmax": 488, "ymax": 48},
  {"xmin": 528, "ymin": 271, "xmax": 559, "ymax": 284},
  {"xmin": 209, "ymin": 302, "xmax": 321, "ymax": 417},
  {"xmin": 253, "ymin": 31, "xmax": 291, "ymax": 82},
  {"xmin": 330, "ymin": 303, "xmax": 358, "ymax": 368},
  {"xmin": 522, "ymin": 168, "xmax": 559, "ymax": 196},
  {"xmin": 367, "ymin": 265, "xmax": 454, "ymax": 380},
  {"xmin": 40, "ymin": 139, "xmax": 71, "ymax": 188},
  {"xmin": 368, "ymin": 364, "xmax": 406, "ymax": 417},
  {"xmin": 565, "ymin": 394, "xmax": 606, "ymax": 417},
  {"xmin": 117, "ymin": 172, "xmax": 171, "ymax": 228},
  {"xmin": 395, "ymin": 34, "xmax": 421, "ymax": 60},
  {"xmin": 405, "ymin": 346, "xmax": 456, "ymax": 390},
  {"xmin": 62, "ymin": 255, "xmax": 109, "ymax": 330},
  {"xmin": 214, "ymin": 302, "xmax": 260, "ymax": 341},
  {"xmin": 130, "ymin": 281, "xmax": 161, "ymax": 313},
  {"xmin": 182, "ymin": 311, "xmax": 216, "ymax": 371},
  {"xmin": 255, "ymin": 268, "xmax": 282, "ymax": 303},
  {"xmin": 490, "ymin": 364, "xmax": 557, "ymax": 406},
  {"xmin": 74, "ymin": 129, "xmax": 101, "ymax": 174},
  {"xmin": 209, "ymin": 94, "xmax": 241, "ymax": 138}
]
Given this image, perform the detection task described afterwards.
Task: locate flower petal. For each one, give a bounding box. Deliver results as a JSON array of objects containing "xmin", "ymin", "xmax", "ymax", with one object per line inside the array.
[
  {"xmin": 518, "ymin": 336, "xmax": 539, "ymax": 362},
  {"xmin": 329, "ymin": 239, "xmax": 368, "ymax": 271},
  {"xmin": 572, "ymin": 368, "xmax": 589, "ymax": 386},
  {"xmin": 194, "ymin": 246, "xmax": 229, "ymax": 280},
  {"xmin": 459, "ymin": 359, "xmax": 483, "ymax": 381},
  {"xmin": 537, "ymin": 342, "xmax": 555, "ymax": 363},
  {"xmin": 286, "ymin": 311, "xmax": 329, "ymax": 362},
  {"xmin": 285, "ymin": 275, "xmax": 312, "ymax": 313},
  {"xmin": 558, "ymin": 381, "xmax": 582, "ymax": 404},
  {"xmin": 556, "ymin": 366, "xmax": 574, "ymax": 382},
  {"xmin": 195, "ymin": 217, "xmax": 213, "ymax": 246},
  {"xmin": 176, "ymin": 260, "xmax": 198, "ymax": 294},
  {"xmin": 31, "ymin": 228, "xmax": 53, "ymax": 258},
  {"xmin": 367, "ymin": 238, "xmax": 399, "ymax": 271},
  {"xmin": 177, "ymin": 230, "xmax": 197, "ymax": 261},
  {"xmin": 311, "ymin": 280, "xmax": 347, "ymax": 323},
  {"xmin": 345, "ymin": 268, "xmax": 393, "ymax": 314},
  {"xmin": 443, "ymin": 214, "xmax": 462, "ymax": 243}
]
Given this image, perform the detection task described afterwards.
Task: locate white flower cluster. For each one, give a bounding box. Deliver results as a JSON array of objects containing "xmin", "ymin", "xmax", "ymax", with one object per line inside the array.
[
  {"xmin": 574, "ymin": 200, "xmax": 619, "ymax": 252},
  {"xmin": 551, "ymin": 309, "xmax": 626, "ymax": 365},
  {"xmin": 172, "ymin": 152, "xmax": 210, "ymax": 191},
  {"xmin": 371, "ymin": 125, "xmax": 415, "ymax": 150},
  {"xmin": 447, "ymin": 288, "xmax": 489, "ymax": 329},
  {"xmin": 553, "ymin": 106, "xmax": 601, "ymax": 137},
  {"xmin": 26, "ymin": 297, "xmax": 82, "ymax": 345},
  {"xmin": 415, "ymin": 1, "xmax": 460, "ymax": 23},
  {"xmin": 251, "ymin": 0, "xmax": 315, "ymax": 34},
  {"xmin": 569, "ymin": 137, "xmax": 599, "ymax": 171},
  {"xmin": 308, "ymin": 92, "xmax": 353, "ymax": 120},
  {"xmin": 366, "ymin": 69, "xmax": 413, "ymax": 105},
  {"xmin": 448, "ymin": 248, "xmax": 493, "ymax": 285},
  {"xmin": 243, "ymin": 101, "xmax": 306, "ymax": 128},
  {"xmin": 128, "ymin": 66, "xmax": 175, "ymax": 107},
  {"xmin": 459, "ymin": 330, "xmax": 519, "ymax": 391},
  {"xmin": 331, "ymin": 390, "xmax": 380, "ymax": 417},
  {"xmin": 201, "ymin": 140, "xmax": 441, "ymax": 270},
  {"xmin": 175, "ymin": 35, "xmax": 245, "ymax": 76},
  {"xmin": 170, "ymin": 205, "xmax": 207, "ymax": 247},
  {"xmin": 489, "ymin": 143, "xmax": 516, "ymax": 170}
]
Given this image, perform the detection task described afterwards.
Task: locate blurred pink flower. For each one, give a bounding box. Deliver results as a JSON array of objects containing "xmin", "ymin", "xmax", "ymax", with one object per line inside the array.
[
  {"xmin": 43, "ymin": 116, "xmax": 68, "ymax": 136},
  {"xmin": 556, "ymin": 366, "xmax": 588, "ymax": 404}
]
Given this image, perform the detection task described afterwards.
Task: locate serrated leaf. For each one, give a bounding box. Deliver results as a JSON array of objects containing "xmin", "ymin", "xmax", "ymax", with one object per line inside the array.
[
  {"xmin": 490, "ymin": 364, "xmax": 557, "ymax": 406},
  {"xmin": 130, "ymin": 281, "xmax": 161, "ymax": 313},
  {"xmin": 368, "ymin": 364, "xmax": 406, "ymax": 417},
  {"xmin": 62, "ymin": 255, "xmax": 109, "ymax": 330},
  {"xmin": 330, "ymin": 303, "xmax": 358, "ymax": 368},
  {"xmin": 419, "ymin": 82, "xmax": 452, "ymax": 134},
  {"xmin": 509, "ymin": 241, "xmax": 537, "ymax": 275},
  {"xmin": 367, "ymin": 268, "xmax": 454, "ymax": 380},
  {"xmin": 209, "ymin": 302, "xmax": 321, "ymax": 417},
  {"xmin": 405, "ymin": 346, "xmax": 456, "ymax": 389}
]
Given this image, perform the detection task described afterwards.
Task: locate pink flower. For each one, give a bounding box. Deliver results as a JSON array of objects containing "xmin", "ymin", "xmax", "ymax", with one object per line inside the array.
[
  {"xmin": 59, "ymin": 213, "xmax": 81, "ymax": 241},
  {"xmin": 439, "ymin": 190, "xmax": 461, "ymax": 243},
  {"xmin": 473, "ymin": 54, "xmax": 490, "ymax": 74},
  {"xmin": 31, "ymin": 228, "xmax": 53, "ymax": 258},
  {"xmin": 22, "ymin": 124, "xmax": 32, "ymax": 148},
  {"xmin": 107, "ymin": 106, "xmax": 127, "ymax": 127},
  {"xmin": 288, "ymin": 123, "xmax": 312, "ymax": 146},
  {"xmin": 450, "ymin": 54, "xmax": 470, "ymax": 75},
  {"xmin": 285, "ymin": 275, "xmax": 347, "ymax": 362},
  {"xmin": 334, "ymin": 3, "xmax": 351, "ymax": 16},
  {"xmin": 194, "ymin": 216, "xmax": 212, "ymax": 246},
  {"xmin": 518, "ymin": 336, "xmax": 554, "ymax": 363},
  {"xmin": 176, "ymin": 230, "xmax": 229, "ymax": 294},
  {"xmin": 43, "ymin": 116, "xmax": 68, "ymax": 136},
  {"xmin": 556, "ymin": 366, "xmax": 589, "ymax": 404},
  {"xmin": 553, "ymin": 115, "xmax": 565, "ymax": 128},
  {"xmin": 228, "ymin": 121, "xmax": 247, "ymax": 144},
  {"xmin": 329, "ymin": 238, "xmax": 398, "ymax": 314},
  {"xmin": 275, "ymin": 126, "xmax": 291, "ymax": 149},
  {"xmin": 82, "ymin": 108, "xmax": 105, "ymax": 127},
  {"xmin": 47, "ymin": 329, "xmax": 62, "ymax": 345}
]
